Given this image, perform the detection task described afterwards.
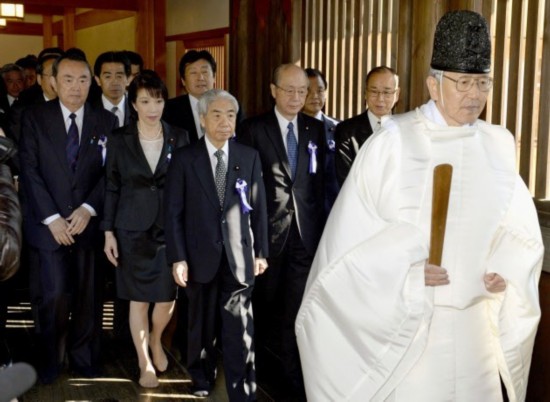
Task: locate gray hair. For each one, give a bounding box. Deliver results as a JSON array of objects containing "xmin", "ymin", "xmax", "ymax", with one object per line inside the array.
[
  {"xmin": 1, "ymin": 63, "xmax": 24, "ymax": 78},
  {"xmin": 430, "ymin": 68, "xmax": 444, "ymax": 82},
  {"xmin": 198, "ymin": 89, "xmax": 239, "ymax": 117}
]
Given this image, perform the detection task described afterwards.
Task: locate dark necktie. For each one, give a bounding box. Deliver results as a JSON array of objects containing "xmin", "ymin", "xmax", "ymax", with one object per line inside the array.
[
  {"xmin": 66, "ymin": 113, "xmax": 79, "ymax": 171},
  {"xmin": 111, "ymin": 106, "xmax": 121, "ymax": 126},
  {"xmin": 287, "ymin": 122, "xmax": 298, "ymax": 180},
  {"xmin": 214, "ymin": 149, "xmax": 227, "ymax": 206}
]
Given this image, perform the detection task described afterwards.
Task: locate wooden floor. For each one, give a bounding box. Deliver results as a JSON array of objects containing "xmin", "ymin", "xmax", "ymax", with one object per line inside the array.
[
  {"xmin": 5, "ymin": 272, "xmax": 550, "ymax": 401},
  {"xmin": 4, "ymin": 295, "xmax": 273, "ymax": 402}
]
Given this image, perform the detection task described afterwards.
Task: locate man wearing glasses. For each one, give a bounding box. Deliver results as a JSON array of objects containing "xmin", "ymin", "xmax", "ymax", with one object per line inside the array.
[
  {"xmin": 334, "ymin": 66, "xmax": 400, "ymax": 186},
  {"xmin": 297, "ymin": 10, "xmax": 542, "ymax": 401},
  {"xmin": 237, "ymin": 64, "xmax": 325, "ymax": 400}
]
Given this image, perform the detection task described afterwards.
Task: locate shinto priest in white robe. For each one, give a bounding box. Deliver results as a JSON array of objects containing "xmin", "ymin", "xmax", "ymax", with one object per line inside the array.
[{"xmin": 295, "ymin": 100, "xmax": 543, "ymax": 401}]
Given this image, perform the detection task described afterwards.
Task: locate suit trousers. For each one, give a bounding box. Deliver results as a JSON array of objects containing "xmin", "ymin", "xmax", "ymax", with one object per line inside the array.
[
  {"xmin": 254, "ymin": 218, "xmax": 312, "ymax": 395},
  {"xmin": 29, "ymin": 245, "xmax": 101, "ymax": 380},
  {"xmin": 186, "ymin": 253, "xmax": 256, "ymax": 402}
]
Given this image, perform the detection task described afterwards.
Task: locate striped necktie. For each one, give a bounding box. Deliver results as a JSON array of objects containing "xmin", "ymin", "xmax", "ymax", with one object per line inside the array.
[{"xmin": 287, "ymin": 122, "xmax": 298, "ymax": 180}]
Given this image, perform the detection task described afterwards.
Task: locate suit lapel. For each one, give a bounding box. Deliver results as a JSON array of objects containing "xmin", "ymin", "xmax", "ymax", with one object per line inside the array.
[
  {"xmin": 47, "ymin": 100, "xmax": 73, "ymax": 177},
  {"xmin": 75, "ymin": 104, "xmax": 96, "ymax": 171},
  {"xmin": 224, "ymin": 141, "xmax": 244, "ymax": 209},
  {"xmin": 296, "ymin": 113, "xmax": 314, "ymax": 181},
  {"xmin": 265, "ymin": 111, "xmax": 293, "ymax": 180},
  {"xmin": 123, "ymin": 122, "xmax": 153, "ymax": 174},
  {"xmin": 192, "ymin": 139, "xmax": 221, "ymax": 210},
  {"xmin": 153, "ymin": 121, "xmax": 176, "ymax": 176},
  {"xmin": 183, "ymin": 95, "xmax": 199, "ymax": 142}
]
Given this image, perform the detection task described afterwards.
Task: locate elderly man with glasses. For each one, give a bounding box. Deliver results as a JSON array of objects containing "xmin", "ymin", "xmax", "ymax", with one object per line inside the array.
[
  {"xmin": 237, "ymin": 63, "xmax": 326, "ymax": 400},
  {"xmin": 297, "ymin": 10, "xmax": 542, "ymax": 402},
  {"xmin": 334, "ymin": 65, "xmax": 400, "ymax": 186}
]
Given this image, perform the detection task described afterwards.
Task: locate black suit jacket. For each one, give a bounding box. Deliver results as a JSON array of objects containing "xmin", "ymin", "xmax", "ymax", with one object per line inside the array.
[
  {"xmin": 91, "ymin": 95, "xmax": 132, "ymax": 127},
  {"xmin": 101, "ymin": 120, "xmax": 189, "ymax": 233},
  {"xmin": 237, "ymin": 110, "xmax": 326, "ymax": 257},
  {"xmin": 163, "ymin": 94, "xmax": 245, "ymax": 144},
  {"xmin": 164, "ymin": 138, "xmax": 268, "ymax": 284},
  {"xmin": 321, "ymin": 114, "xmax": 340, "ymax": 213},
  {"xmin": 334, "ymin": 110, "xmax": 374, "ymax": 186},
  {"xmin": 19, "ymin": 99, "xmax": 118, "ymax": 250}
]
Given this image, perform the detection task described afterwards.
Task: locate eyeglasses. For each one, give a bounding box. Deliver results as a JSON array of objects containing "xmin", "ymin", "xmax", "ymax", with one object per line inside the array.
[
  {"xmin": 308, "ymin": 88, "xmax": 326, "ymax": 96},
  {"xmin": 275, "ymin": 85, "xmax": 308, "ymax": 97},
  {"xmin": 442, "ymin": 75, "xmax": 493, "ymax": 92},
  {"xmin": 367, "ymin": 89, "xmax": 397, "ymax": 99}
]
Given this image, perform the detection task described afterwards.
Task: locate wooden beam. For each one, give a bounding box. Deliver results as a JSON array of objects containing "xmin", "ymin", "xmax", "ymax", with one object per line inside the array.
[
  {"xmin": 52, "ymin": 9, "xmax": 136, "ymax": 35},
  {"xmin": 0, "ymin": 21, "xmax": 42, "ymax": 36},
  {"xmin": 26, "ymin": 5, "xmax": 65, "ymax": 15},
  {"xmin": 74, "ymin": 9, "xmax": 135, "ymax": 30},
  {"xmin": 21, "ymin": 0, "xmax": 138, "ymax": 11},
  {"xmin": 166, "ymin": 28, "xmax": 230, "ymax": 43}
]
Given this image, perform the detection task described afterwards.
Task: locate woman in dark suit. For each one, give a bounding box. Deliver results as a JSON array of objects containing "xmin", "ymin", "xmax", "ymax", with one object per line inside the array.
[{"xmin": 102, "ymin": 70, "xmax": 189, "ymax": 388}]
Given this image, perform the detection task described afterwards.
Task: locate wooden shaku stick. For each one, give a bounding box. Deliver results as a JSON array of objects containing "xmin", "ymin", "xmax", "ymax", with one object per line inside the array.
[{"xmin": 428, "ymin": 164, "xmax": 453, "ymax": 266}]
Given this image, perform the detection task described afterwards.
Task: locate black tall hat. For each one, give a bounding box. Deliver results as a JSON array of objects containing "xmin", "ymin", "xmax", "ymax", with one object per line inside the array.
[{"xmin": 430, "ymin": 10, "xmax": 491, "ymax": 74}]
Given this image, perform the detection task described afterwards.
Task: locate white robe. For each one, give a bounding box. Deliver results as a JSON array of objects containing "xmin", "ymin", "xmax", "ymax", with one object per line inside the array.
[{"xmin": 295, "ymin": 102, "xmax": 543, "ymax": 402}]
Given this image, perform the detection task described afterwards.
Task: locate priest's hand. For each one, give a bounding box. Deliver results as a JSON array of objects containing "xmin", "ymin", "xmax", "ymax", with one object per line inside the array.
[
  {"xmin": 425, "ymin": 263, "xmax": 450, "ymax": 286},
  {"xmin": 484, "ymin": 272, "xmax": 506, "ymax": 293},
  {"xmin": 172, "ymin": 261, "xmax": 188, "ymax": 287}
]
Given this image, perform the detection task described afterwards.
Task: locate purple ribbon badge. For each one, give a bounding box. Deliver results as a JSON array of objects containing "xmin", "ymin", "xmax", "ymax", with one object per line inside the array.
[
  {"xmin": 327, "ymin": 139, "xmax": 336, "ymax": 152},
  {"xmin": 308, "ymin": 141, "xmax": 318, "ymax": 174},
  {"xmin": 235, "ymin": 178, "xmax": 253, "ymax": 214},
  {"xmin": 98, "ymin": 135, "xmax": 107, "ymax": 166}
]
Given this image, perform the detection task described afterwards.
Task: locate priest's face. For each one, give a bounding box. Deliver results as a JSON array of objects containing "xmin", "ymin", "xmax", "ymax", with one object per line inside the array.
[{"xmin": 427, "ymin": 71, "xmax": 490, "ymax": 126}]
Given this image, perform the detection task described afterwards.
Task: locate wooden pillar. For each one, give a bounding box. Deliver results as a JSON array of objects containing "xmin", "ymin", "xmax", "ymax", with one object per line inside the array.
[
  {"xmin": 153, "ymin": 0, "xmax": 167, "ymax": 80},
  {"xmin": 406, "ymin": 0, "xmax": 445, "ymax": 110},
  {"xmin": 136, "ymin": 0, "xmax": 154, "ymax": 70},
  {"xmin": 229, "ymin": 0, "xmax": 302, "ymax": 117},
  {"xmin": 42, "ymin": 15, "xmax": 53, "ymax": 48},
  {"xmin": 63, "ymin": 7, "xmax": 76, "ymax": 49},
  {"xmin": 535, "ymin": 0, "xmax": 550, "ymax": 198}
]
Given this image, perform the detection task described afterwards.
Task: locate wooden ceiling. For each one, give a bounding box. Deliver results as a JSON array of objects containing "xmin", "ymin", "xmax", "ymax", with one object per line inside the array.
[
  {"xmin": 0, "ymin": 0, "xmax": 141, "ymax": 36},
  {"xmin": 20, "ymin": 0, "xmax": 138, "ymax": 15}
]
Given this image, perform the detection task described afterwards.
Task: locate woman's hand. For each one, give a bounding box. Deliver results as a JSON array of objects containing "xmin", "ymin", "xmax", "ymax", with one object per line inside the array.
[{"xmin": 104, "ymin": 231, "xmax": 119, "ymax": 267}]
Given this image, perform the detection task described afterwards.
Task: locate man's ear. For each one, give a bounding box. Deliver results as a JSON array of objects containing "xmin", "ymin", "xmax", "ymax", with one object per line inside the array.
[
  {"xmin": 426, "ymin": 76, "xmax": 440, "ymax": 102},
  {"xmin": 49, "ymin": 75, "xmax": 57, "ymax": 93}
]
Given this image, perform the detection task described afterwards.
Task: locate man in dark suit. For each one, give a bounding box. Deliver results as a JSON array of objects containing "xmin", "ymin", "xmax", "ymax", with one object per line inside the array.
[
  {"xmin": 303, "ymin": 67, "xmax": 340, "ymax": 213},
  {"xmin": 8, "ymin": 49, "xmax": 64, "ymax": 148},
  {"xmin": 335, "ymin": 66, "xmax": 400, "ymax": 186},
  {"xmin": 165, "ymin": 89, "xmax": 268, "ymax": 400},
  {"xmin": 237, "ymin": 63, "xmax": 326, "ymax": 398},
  {"xmin": 92, "ymin": 51, "xmax": 131, "ymax": 127},
  {"xmin": 163, "ymin": 50, "xmax": 243, "ymax": 144},
  {"xmin": 19, "ymin": 50, "xmax": 118, "ymax": 383},
  {"xmin": 0, "ymin": 64, "xmax": 25, "ymax": 116}
]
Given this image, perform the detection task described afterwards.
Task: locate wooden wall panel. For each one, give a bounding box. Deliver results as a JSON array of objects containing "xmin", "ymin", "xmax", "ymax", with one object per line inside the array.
[
  {"xmin": 229, "ymin": 0, "xmax": 299, "ymax": 117},
  {"xmin": 518, "ymin": 0, "xmax": 540, "ymax": 187},
  {"xmin": 535, "ymin": 0, "xmax": 550, "ymax": 198}
]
